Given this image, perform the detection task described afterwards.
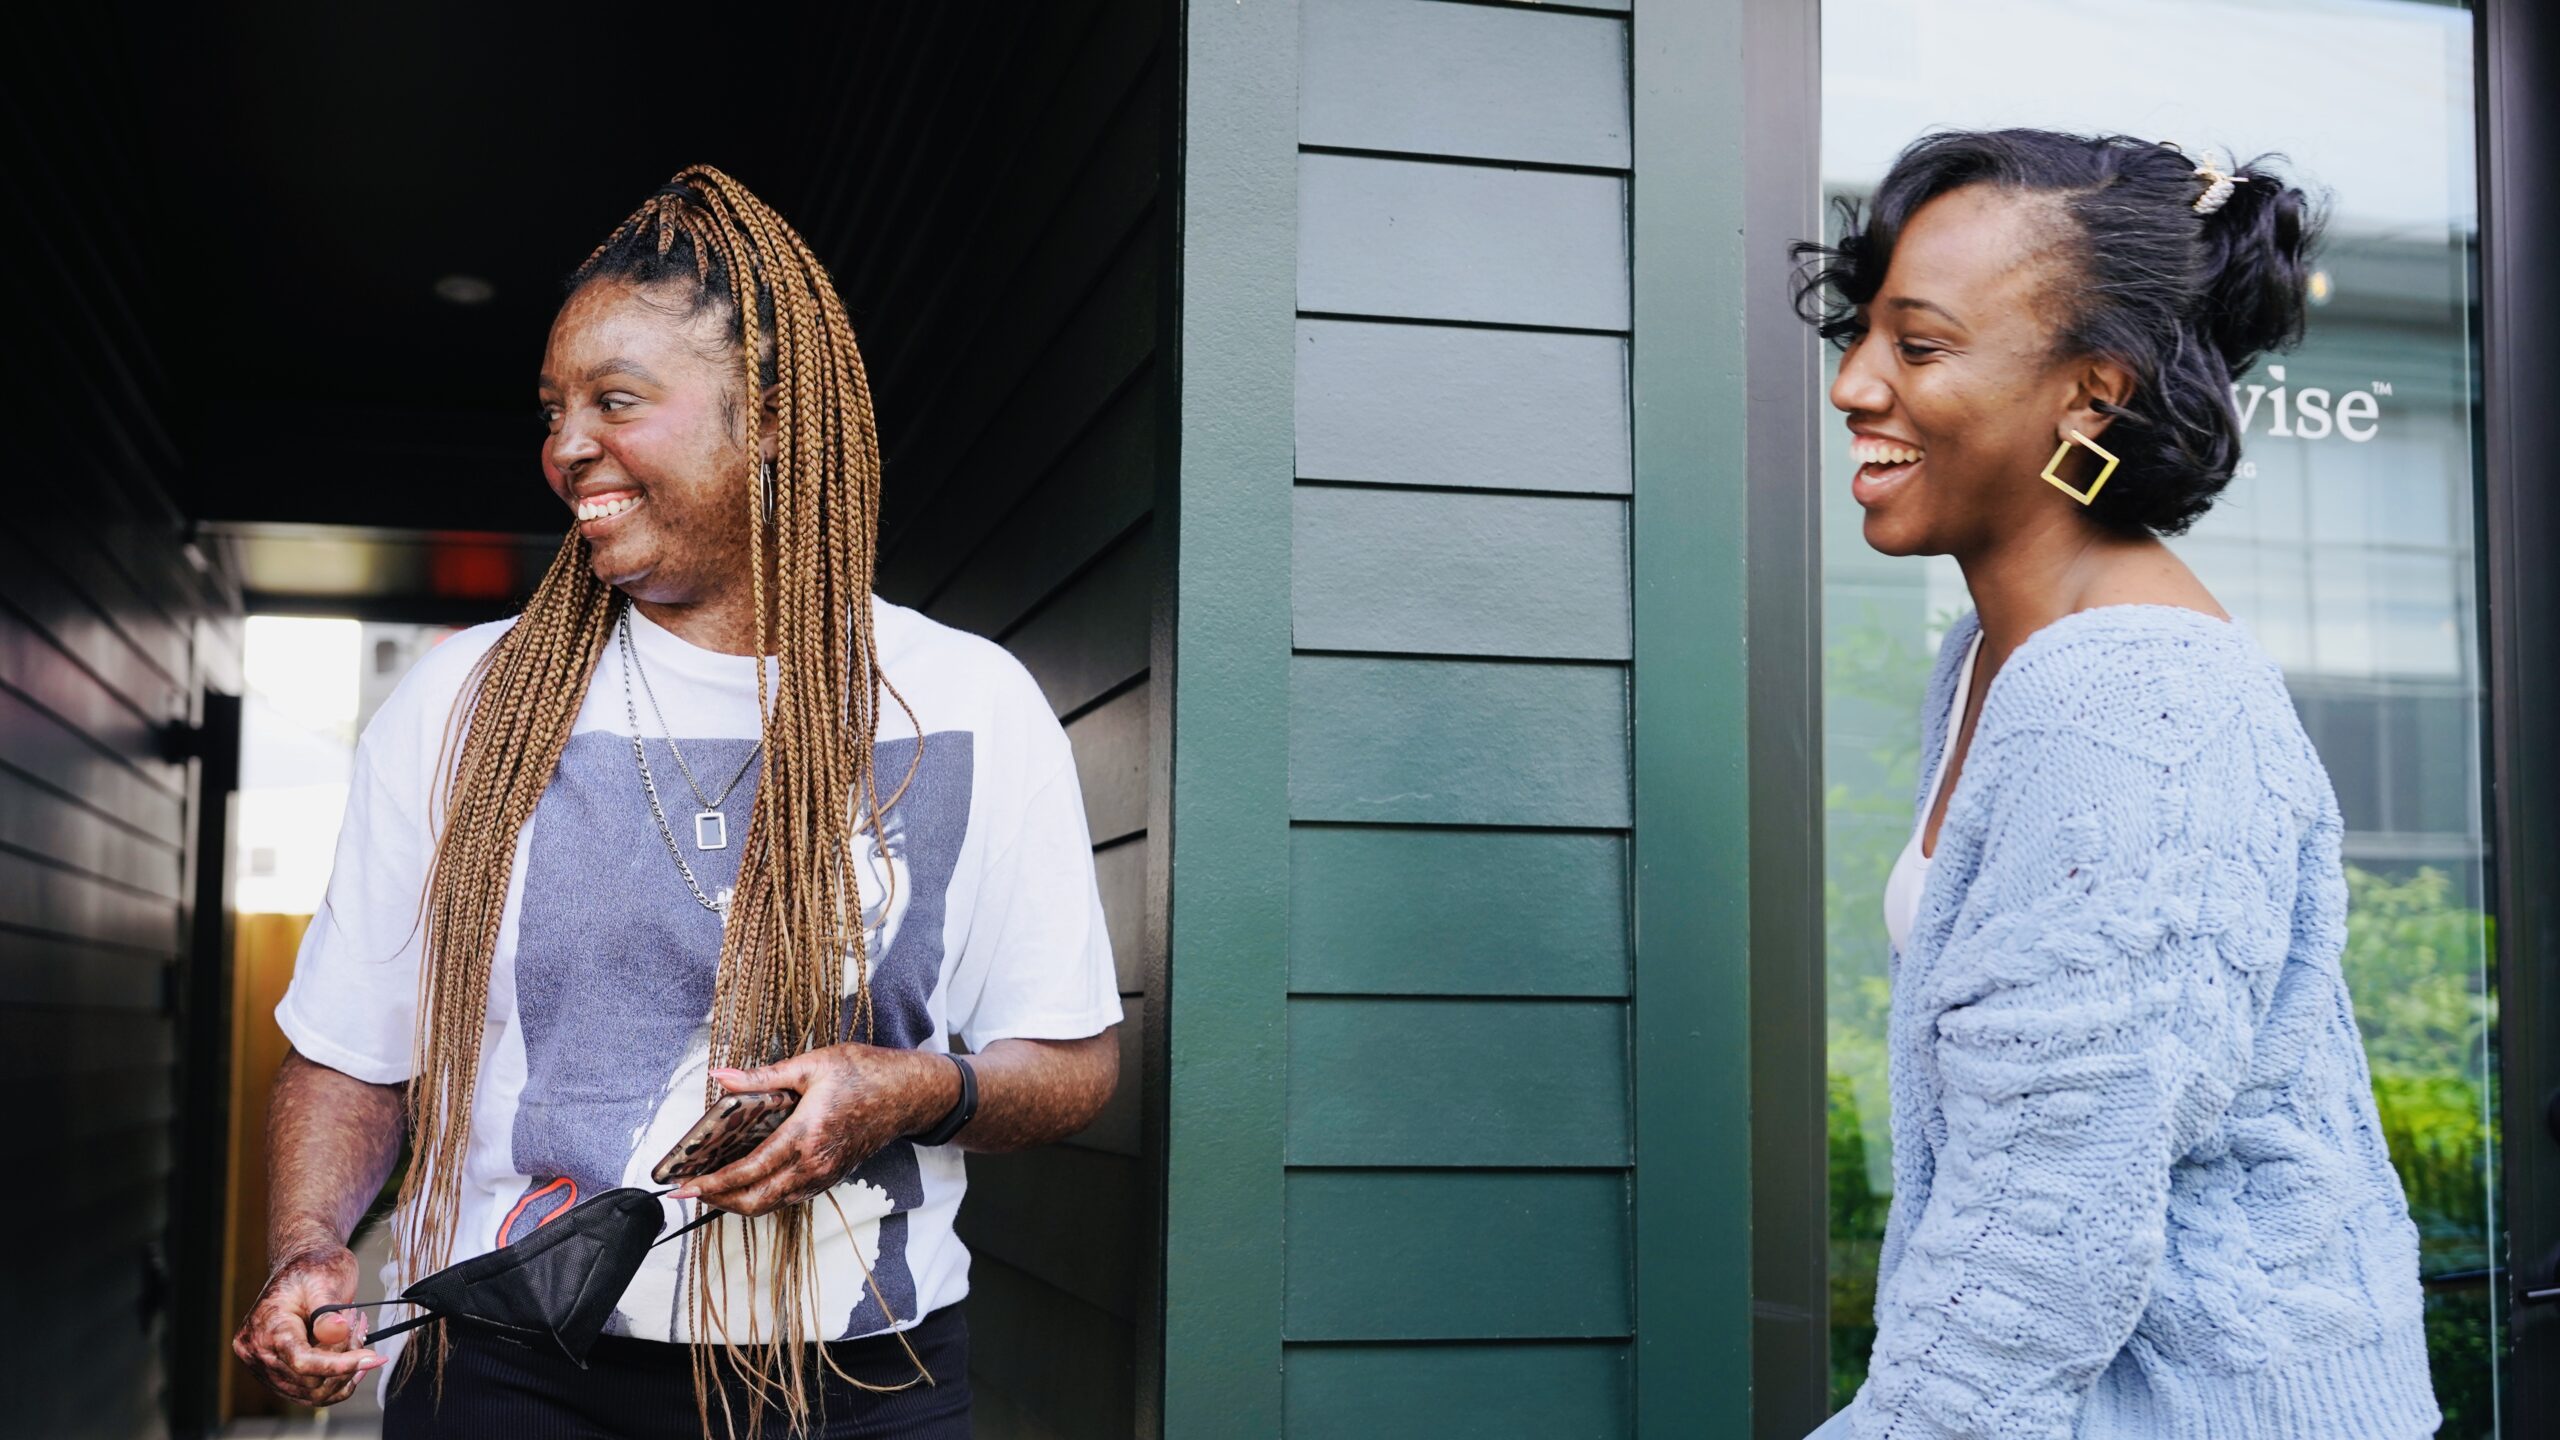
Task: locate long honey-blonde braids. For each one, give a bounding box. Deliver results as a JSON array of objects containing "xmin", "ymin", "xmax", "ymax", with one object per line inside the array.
[{"xmin": 397, "ymin": 165, "xmax": 910, "ymax": 1435}]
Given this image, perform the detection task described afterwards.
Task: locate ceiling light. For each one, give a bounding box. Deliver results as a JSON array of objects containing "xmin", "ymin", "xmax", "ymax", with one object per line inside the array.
[{"xmin": 434, "ymin": 274, "xmax": 496, "ymax": 306}]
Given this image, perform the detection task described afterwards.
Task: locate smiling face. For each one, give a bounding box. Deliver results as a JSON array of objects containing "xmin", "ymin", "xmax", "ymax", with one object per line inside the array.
[
  {"xmin": 538, "ymin": 279, "xmax": 762, "ymax": 603},
  {"xmin": 1830, "ymin": 185, "xmax": 2124, "ymax": 558}
]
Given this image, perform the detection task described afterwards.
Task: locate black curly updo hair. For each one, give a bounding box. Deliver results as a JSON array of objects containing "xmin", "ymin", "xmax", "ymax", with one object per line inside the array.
[{"xmin": 1793, "ymin": 128, "xmax": 2327, "ymax": 536}]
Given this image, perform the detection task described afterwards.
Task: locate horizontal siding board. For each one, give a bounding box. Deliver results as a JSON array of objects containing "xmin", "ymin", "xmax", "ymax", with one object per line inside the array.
[
  {"xmin": 21, "ymin": 1298, "xmax": 162, "ymax": 1440},
  {"xmin": 15, "ymin": 1179, "xmax": 166, "ymax": 1282},
  {"xmin": 0, "ymin": 764, "xmax": 183, "ymax": 899},
  {"xmin": 1002, "ymin": 525, "xmax": 1153, "ymax": 718},
  {"xmin": 957, "ymin": 1145, "xmax": 1142, "ymax": 1322},
  {"xmin": 883, "ymin": 224, "xmax": 1161, "ymax": 602},
  {"xmin": 53, "ymin": 1061, "xmax": 177, "ymax": 1141},
  {"xmin": 0, "ymin": 1006, "xmax": 174, "ymax": 1080},
  {"xmin": 1295, "ymin": 320, "xmax": 1630, "ymax": 495},
  {"xmin": 48, "ymin": 1120, "xmax": 176, "ymax": 1215},
  {"xmin": 0, "ymin": 529, "xmax": 188, "ymax": 722},
  {"xmin": 1283, "ymin": 1341, "xmax": 1631, "ymax": 1440},
  {"xmin": 64, "ymin": 471, "xmax": 214, "ymax": 637},
  {"xmin": 922, "ymin": 372, "xmax": 1157, "ymax": 639},
  {"xmin": 1291, "ymin": 827, "xmax": 1626, "ymax": 997},
  {"xmin": 843, "ymin": 0, "xmax": 1112, "ymax": 356},
  {"xmin": 1286, "ymin": 997, "xmax": 1629, "ymax": 1166},
  {"xmin": 0, "ymin": 607, "xmax": 182, "ymax": 798},
  {"xmin": 1065, "ymin": 681, "xmax": 1149, "ymax": 845},
  {"xmin": 0, "ymin": 849, "xmax": 179, "ymax": 954},
  {"xmin": 873, "ymin": 1, "xmax": 1162, "ymax": 465},
  {"xmin": 1299, "ymin": 0, "xmax": 1630, "ymax": 168},
  {"xmin": 25, "ymin": 514, "xmax": 192, "ymax": 685},
  {"xmin": 1289, "ymin": 657, "xmax": 1628, "ymax": 827},
  {"xmin": 0, "ymin": 691, "xmax": 185, "ymax": 840},
  {"xmin": 0, "ymin": 936, "xmax": 164, "ymax": 1011},
  {"xmin": 1298, "ymin": 154, "xmax": 1628, "ymax": 330},
  {"xmin": 1284, "ymin": 1170, "xmax": 1630, "ymax": 1340},
  {"xmin": 892, "ymin": 176, "xmax": 1158, "ymax": 555},
  {"xmin": 1093, "ymin": 835, "xmax": 1147, "ymax": 995},
  {"xmin": 966, "ymin": 1256, "xmax": 1137, "ymax": 1437},
  {"xmin": 19, "ymin": 1312, "xmax": 159, "ymax": 1440},
  {"xmin": 1293, "ymin": 487, "xmax": 1629, "ymax": 659},
  {"xmin": 32, "ymin": 522, "xmax": 191, "ymax": 689}
]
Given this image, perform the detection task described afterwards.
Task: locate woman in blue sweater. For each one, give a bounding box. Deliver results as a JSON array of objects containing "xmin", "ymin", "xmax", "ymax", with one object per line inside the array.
[{"xmin": 1794, "ymin": 130, "xmax": 2440, "ymax": 1438}]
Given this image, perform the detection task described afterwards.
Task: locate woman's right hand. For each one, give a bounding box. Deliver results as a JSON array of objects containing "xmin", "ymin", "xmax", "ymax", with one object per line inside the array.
[{"xmin": 231, "ymin": 1242, "xmax": 384, "ymax": 1406}]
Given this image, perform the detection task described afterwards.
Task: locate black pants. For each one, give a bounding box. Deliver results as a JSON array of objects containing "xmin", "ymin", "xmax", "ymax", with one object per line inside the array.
[{"xmin": 381, "ymin": 1306, "xmax": 970, "ymax": 1439}]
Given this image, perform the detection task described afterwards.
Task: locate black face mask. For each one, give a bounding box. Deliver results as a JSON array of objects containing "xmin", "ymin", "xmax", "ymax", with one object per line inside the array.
[{"xmin": 309, "ymin": 1187, "xmax": 714, "ymax": 1368}]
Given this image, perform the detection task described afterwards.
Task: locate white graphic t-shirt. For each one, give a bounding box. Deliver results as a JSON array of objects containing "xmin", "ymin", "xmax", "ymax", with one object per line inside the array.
[{"xmin": 276, "ymin": 597, "xmax": 1121, "ymax": 1347}]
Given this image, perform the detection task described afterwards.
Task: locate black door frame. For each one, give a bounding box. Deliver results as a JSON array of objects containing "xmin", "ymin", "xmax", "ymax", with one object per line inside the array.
[
  {"xmin": 2480, "ymin": 0, "xmax": 2560, "ymax": 1424},
  {"xmin": 1741, "ymin": 0, "xmax": 1828, "ymax": 1434},
  {"xmin": 167, "ymin": 688, "xmax": 243, "ymax": 1438}
]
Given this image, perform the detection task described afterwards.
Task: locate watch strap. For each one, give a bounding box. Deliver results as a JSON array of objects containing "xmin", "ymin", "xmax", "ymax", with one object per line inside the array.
[{"xmin": 910, "ymin": 1052, "xmax": 978, "ymax": 1147}]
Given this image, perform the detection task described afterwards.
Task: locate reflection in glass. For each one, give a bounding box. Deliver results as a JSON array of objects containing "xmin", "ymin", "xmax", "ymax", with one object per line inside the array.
[{"xmin": 1816, "ymin": 1, "xmax": 2500, "ymax": 1431}]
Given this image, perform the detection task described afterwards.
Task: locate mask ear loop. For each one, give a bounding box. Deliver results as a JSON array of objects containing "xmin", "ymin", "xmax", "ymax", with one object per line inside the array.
[
  {"xmin": 651, "ymin": 1187, "xmax": 725, "ymax": 1248},
  {"xmin": 305, "ymin": 1299, "xmax": 434, "ymax": 1346}
]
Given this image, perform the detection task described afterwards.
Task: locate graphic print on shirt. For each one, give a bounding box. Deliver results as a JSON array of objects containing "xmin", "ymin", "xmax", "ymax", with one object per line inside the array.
[{"xmin": 506, "ymin": 730, "xmax": 973, "ymax": 1340}]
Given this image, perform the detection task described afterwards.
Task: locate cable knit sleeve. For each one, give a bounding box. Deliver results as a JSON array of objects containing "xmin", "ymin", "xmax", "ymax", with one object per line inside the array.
[{"xmin": 1851, "ymin": 640, "xmax": 2298, "ymax": 1439}]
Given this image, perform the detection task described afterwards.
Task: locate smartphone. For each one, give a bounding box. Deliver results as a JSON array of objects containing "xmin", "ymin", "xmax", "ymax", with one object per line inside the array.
[{"xmin": 650, "ymin": 1089, "xmax": 797, "ymax": 1185}]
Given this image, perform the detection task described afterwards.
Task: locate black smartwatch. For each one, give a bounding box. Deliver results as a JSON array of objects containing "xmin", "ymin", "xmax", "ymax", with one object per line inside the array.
[{"xmin": 909, "ymin": 1052, "xmax": 978, "ymax": 1147}]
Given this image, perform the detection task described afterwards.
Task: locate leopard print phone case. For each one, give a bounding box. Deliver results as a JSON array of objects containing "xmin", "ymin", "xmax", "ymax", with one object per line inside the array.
[{"xmin": 649, "ymin": 1089, "xmax": 796, "ymax": 1185}]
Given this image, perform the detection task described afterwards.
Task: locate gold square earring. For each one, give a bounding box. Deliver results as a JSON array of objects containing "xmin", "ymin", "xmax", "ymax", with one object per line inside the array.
[{"xmin": 2041, "ymin": 429, "xmax": 2120, "ymax": 505}]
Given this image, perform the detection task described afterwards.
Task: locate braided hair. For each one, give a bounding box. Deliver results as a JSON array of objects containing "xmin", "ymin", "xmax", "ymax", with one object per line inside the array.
[{"xmin": 397, "ymin": 165, "xmax": 915, "ymax": 1435}]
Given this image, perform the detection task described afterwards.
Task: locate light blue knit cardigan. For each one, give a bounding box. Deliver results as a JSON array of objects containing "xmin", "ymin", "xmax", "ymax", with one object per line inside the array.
[{"xmin": 1840, "ymin": 606, "xmax": 2439, "ymax": 1440}]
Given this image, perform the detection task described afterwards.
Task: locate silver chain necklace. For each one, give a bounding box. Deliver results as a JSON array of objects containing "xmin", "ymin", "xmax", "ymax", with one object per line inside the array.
[
  {"xmin": 617, "ymin": 614, "xmax": 760, "ymax": 913},
  {"xmin": 620, "ymin": 611, "xmax": 763, "ymax": 851}
]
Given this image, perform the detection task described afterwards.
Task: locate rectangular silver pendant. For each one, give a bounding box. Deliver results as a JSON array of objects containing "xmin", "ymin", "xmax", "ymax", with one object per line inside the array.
[{"xmin": 694, "ymin": 810, "xmax": 728, "ymax": 851}]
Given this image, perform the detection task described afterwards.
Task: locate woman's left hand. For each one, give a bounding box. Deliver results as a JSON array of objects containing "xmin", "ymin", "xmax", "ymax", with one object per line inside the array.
[{"xmin": 671, "ymin": 1045, "xmax": 956, "ymax": 1217}]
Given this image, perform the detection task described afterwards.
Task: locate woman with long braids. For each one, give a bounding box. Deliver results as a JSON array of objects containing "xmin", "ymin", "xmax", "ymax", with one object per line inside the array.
[
  {"xmin": 1796, "ymin": 131, "xmax": 2437, "ymax": 1438},
  {"xmin": 230, "ymin": 167, "xmax": 1123, "ymax": 1438}
]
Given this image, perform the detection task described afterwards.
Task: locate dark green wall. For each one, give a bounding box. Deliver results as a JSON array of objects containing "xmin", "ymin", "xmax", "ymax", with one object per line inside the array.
[
  {"xmin": 1164, "ymin": 2, "xmax": 1765, "ymax": 1433},
  {"xmin": 863, "ymin": 2, "xmax": 1169, "ymax": 1434},
  {"xmin": 1282, "ymin": 1, "xmax": 1636, "ymax": 1434}
]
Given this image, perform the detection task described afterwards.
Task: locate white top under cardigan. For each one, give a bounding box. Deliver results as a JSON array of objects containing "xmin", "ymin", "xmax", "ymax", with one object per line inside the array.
[{"xmin": 1882, "ymin": 630, "xmax": 1984, "ymax": 955}]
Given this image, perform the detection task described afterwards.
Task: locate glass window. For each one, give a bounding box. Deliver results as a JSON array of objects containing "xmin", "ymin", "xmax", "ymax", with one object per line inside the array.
[{"xmin": 1816, "ymin": 1, "xmax": 2502, "ymax": 1431}]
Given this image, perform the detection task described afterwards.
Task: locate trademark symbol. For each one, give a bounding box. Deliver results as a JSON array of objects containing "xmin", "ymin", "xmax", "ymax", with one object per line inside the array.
[{"xmin": 2371, "ymin": 381, "xmax": 2393, "ymax": 396}]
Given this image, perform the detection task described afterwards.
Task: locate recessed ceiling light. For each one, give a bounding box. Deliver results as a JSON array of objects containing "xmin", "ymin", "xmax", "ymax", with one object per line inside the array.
[{"xmin": 434, "ymin": 274, "xmax": 496, "ymax": 306}]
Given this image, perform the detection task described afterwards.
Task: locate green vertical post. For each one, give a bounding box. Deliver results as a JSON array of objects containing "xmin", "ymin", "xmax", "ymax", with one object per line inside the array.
[
  {"xmin": 1629, "ymin": 1, "xmax": 1757, "ymax": 1436},
  {"xmin": 1159, "ymin": 0, "xmax": 1296, "ymax": 1436}
]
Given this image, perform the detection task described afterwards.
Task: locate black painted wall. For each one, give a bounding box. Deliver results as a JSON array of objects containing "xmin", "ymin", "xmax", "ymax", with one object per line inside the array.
[
  {"xmin": 860, "ymin": 5, "xmax": 1169, "ymax": 1433},
  {"xmin": 3, "ymin": 11, "xmax": 247, "ymax": 1438}
]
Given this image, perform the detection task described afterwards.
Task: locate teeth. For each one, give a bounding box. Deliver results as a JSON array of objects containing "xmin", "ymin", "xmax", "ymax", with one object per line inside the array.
[
  {"xmin": 1852, "ymin": 440, "xmax": 1924, "ymax": 467},
  {"xmin": 576, "ymin": 493, "xmax": 640, "ymax": 522}
]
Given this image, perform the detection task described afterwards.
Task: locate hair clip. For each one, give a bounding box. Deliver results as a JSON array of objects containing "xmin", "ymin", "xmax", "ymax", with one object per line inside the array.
[
  {"xmin": 2187, "ymin": 148, "xmax": 2247, "ymax": 216},
  {"xmin": 2158, "ymin": 141, "xmax": 2247, "ymax": 215}
]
